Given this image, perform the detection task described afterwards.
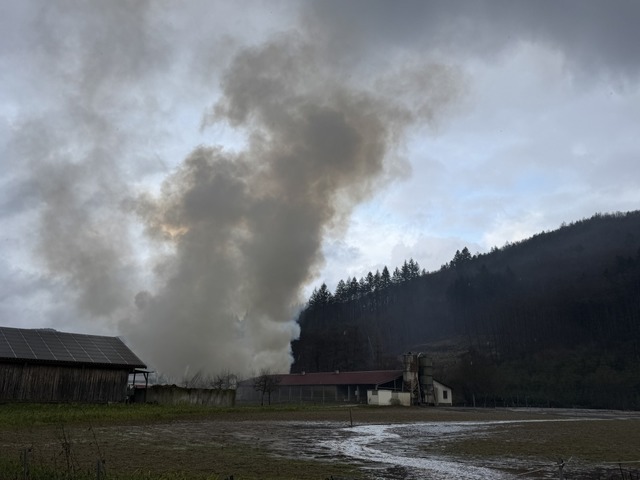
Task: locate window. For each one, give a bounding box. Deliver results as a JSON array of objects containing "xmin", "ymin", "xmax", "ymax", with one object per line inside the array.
[{"xmin": 443, "ymin": 390, "xmax": 448, "ymax": 400}]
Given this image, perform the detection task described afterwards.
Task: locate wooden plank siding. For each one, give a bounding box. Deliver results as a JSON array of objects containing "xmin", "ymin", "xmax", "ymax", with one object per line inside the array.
[{"xmin": 0, "ymin": 363, "xmax": 129, "ymax": 403}]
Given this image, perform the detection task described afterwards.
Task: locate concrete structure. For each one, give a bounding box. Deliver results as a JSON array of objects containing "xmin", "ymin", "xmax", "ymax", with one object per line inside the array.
[
  {"xmin": 403, "ymin": 352, "xmax": 436, "ymax": 405},
  {"xmin": 237, "ymin": 370, "xmax": 404, "ymax": 404},
  {"xmin": 0, "ymin": 326, "xmax": 146, "ymax": 403},
  {"xmin": 367, "ymin": 389, "xmax": 412, "ymax": 406}
]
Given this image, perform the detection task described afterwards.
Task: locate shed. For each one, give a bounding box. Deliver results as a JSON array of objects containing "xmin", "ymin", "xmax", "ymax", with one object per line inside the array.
[
  {"xmin": 237, "ymin": 370, "xmax": 404, "ymax": 404},
  {"xmin": 367, "ymin": 389, "xmax": 412, "ymax": 406},
  {"xmin": 0, "ymin": 326, "xmax": 146, "ymax": 403},
  {"xmin": 433, "ymin": 379, "xmax": 453, "ymax": 405}
]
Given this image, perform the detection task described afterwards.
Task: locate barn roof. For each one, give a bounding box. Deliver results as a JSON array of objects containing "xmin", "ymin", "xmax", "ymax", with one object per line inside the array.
[
  {"xmin": 275, "ymin": 370, "xmax": 403, "ymax": 386},
  {"xmin": 0, "ymin": 326, "xmax": 146, "ymax": 369}
]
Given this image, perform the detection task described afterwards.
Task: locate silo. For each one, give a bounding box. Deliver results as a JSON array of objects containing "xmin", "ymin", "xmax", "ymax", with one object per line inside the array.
[
  {"xmin": 403, "ymin": 352, "xmax": 420, "ymax": 405},
  {"xmin": 418, "ymin": 355, "xmax": 434, "ymax": 405}
]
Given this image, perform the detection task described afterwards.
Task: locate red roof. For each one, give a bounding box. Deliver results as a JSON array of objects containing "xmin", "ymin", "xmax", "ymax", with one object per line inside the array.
[{"xmin": 275, "ymin": 370, "xmax": 403, "ymax": 386}]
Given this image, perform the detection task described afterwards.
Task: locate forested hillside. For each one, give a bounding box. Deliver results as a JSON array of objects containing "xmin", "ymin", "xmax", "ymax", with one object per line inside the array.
[{"xmin": 291, "ymin": 211, "xmax": 640, "ymax": 409}]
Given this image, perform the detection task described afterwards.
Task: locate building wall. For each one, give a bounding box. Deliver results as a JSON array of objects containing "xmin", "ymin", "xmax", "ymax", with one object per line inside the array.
[
  {"xmin": 368, "ymin": 389, "xmax": 392, "ymax": 405},
  {"xmin": 236, "ymin": 384, "xmax": 369, "ymax": 404},
  {"xmin": 433, "ymin": 380, "xmax": 453, "ymax": 405},
  {"xmin": 0, "ymin": 362, "xmax": 129, "ymax": 403},
  {"xmin": 134, "ymin": 385, "xmax": 235, "ymax": 406},
  {"xmin": 393, "ymin": 391, "xmax": 412, "ymax": 406},
  {"xmin": 367, "ymin": 390, "xmax": 411, "ymax": 406},
  {"xmin": 237, "ymin": 384, "xmax": 342, "ymax": 404}
]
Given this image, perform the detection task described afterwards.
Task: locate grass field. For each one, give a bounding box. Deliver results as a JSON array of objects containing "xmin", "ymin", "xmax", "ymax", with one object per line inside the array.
[{"xmin": 1, "ymin": 403, "xmax": 639, "ymax": 479}]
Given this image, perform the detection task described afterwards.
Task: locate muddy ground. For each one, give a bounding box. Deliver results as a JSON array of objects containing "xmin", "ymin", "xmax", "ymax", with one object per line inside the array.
[{"xmin": 2, "ymin": 406, "xmax": 640, "ymax": 479}]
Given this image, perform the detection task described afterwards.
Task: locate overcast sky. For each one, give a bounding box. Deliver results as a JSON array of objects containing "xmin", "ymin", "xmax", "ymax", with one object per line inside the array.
[{"xmin": 1, "ymin": 1, "xmax": 639, "ymax": 377}]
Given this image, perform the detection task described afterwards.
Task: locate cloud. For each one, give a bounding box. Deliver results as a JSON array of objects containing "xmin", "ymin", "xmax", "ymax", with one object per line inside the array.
[{"xmin": 306, "ymin": 0, "xmax": 640, "ymax": 81}]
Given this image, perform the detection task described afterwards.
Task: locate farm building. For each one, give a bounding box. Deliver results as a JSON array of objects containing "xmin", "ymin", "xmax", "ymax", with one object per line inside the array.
[
  {"xmin": 433, "ymin": 380, "xmax": 453, "ymax": 406},
  {"xmin": 367, "ymin": 388, "xmax": 412, "ymax": 406},
  {"xmin": 0, "ymin": 326, "xmax": 146, "ymax": 403},
  {"xmin": 238, "ymin": 356, "xmax": 454, "ymax": 407},
  {"xmin": 237, "ymin": 370, "xmax": 405, "ymax": 404}
]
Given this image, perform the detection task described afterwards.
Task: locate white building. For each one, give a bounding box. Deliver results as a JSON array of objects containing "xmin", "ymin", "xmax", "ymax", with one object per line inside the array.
[
  {"xmin": 367, "ymin": 389, "xmax": 412, "ymax": 406},
  {"xmin": 433, "ymin": 380, "xmax": 453, "ymax": 405}
]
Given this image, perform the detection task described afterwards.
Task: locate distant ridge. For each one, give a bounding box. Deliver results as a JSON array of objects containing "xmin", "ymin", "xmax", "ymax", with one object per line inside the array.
[{"xmin": 292, "ymin": 210, "xmax": 640, "ymax": 409}]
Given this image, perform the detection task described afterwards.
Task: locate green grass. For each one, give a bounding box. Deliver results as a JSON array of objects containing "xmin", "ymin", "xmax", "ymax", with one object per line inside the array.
[
  {"xmin": 0, "ymin": 402, "xmax": 348, "ymax": 428},
  {"xmin": 0, "ymin": 456, "xmax": 227, "ymax": 480},
  {"xmin": 0, "ymin": 403, "xmax": 364, "ymax": 480},
  {"xmin": 0, "ymin": 402, "xmax": 213, "ymax": 427},
  {"xmin": 432, "ymin": 418, "xmax": 640, "ymax": 463},
  {"xmin": 5, "ymin": 403, "xmax": 638, "ymax": 479},
  {"xmin": 0, "ymin": 448, "xmax": 362, "ymax": 480},
  {"xmin": 1, "ymin": 441, "xmax": 361, "ymax": 480}
]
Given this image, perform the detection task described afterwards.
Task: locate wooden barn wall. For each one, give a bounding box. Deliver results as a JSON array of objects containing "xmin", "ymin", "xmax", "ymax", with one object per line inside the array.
[{"xmin": 0, "ymin": 363, "xmax": 129, "ymax": 403}]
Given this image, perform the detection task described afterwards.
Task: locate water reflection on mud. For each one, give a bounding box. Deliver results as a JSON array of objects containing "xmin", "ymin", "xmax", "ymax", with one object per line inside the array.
[
  {"xmin": 228, "ymin": 420, "xmax": 518, "ymax": 479},
  {"xmin": 320, "ymin": 422, "xmax": 514, "ymax": 479},
  {"xmin": 102, "ymin": 410, "xmax": 640, "ymax": 479},
  {"xmin": 254, "ymin": 418, "xmax": 599, "ymax": 479}
]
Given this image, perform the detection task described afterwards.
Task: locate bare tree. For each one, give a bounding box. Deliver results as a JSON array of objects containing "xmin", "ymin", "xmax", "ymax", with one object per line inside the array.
[
  {"xmin": 181, "ymin": 369, "xmax": 238, "ymax": 389},
  {"xmin": 182, "ymin": 369, "xmax": 206, "ymax": 388},
  {"xmin": 253, "ymin": 369, "xmax": 281, "ymax": 406},
  {"xmin": 210, "ymin": 370, "xmax": 237, "ymax": 390}
]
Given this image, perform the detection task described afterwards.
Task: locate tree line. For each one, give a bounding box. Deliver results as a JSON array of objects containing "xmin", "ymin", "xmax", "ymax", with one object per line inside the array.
[
  {"xmin": 292, "ymin": 211, "xmax": 640, "ymax": 409},
  {"xmin": 307, "ymin": 258, "xmax": 424, "ymax": 308}
]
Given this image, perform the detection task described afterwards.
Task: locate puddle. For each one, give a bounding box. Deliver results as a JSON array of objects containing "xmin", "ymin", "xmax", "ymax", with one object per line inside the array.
[
  {"xmin": 320, "ymin": 422, "xmax": 514, "ymax": 479},
  {"xmin": 91, "ymin": 414, "xmax": 631, "ymax": 479}
]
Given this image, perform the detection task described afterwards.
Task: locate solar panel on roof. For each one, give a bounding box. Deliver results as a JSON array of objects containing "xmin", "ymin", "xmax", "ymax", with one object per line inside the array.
[
  {"xmin": 84, "ymin": 349, "xmax": 108, "ymax": 360},
  {"xmin": 29, "ymin": 346, "xmax": 51, "ymax": 357},
  {"xmin": 2, "ymin": 332, "xmax": 22, "ymax": 342},
  {"xmin": 73, "ymin": 352, "xmax": 94, "ymax": 363},
  {"xmin": 0, "ymin": 344, "xmax": 14, "ymax": 357},
  {"xmin": 57, "ymin": 352, "xmax": 76, "ymax": 362},
  {"xmin": 48, "ymin": 345, "xmax": 68, "ymax": 353},
  {"xmin": 9, "ymin": 338, "xmax": 29, "ymax": 346},
  {"xmin": 29, "ymin": 338, "xmax": 51, "ymax": 358},
  {"xmin": 11, "ymin": 338, "xmax": 31, "ymax": 352},
  {"xmin": 0, "ymin": 326, "xmax": 146, "ymax": 368},
  {"xmin": 30, "ymin": 346, "xmax": 50, "ymax": 356},
  {"xmin": 44, "ymin": 342, "xmax": 65, "ymax": 354},
  {"xmin": 101, "ymin": 347, "xmax": 120, "ymax": 358}
]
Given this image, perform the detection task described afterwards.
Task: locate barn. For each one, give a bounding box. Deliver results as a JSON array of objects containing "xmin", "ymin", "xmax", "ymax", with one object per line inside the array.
[
  {"xmin": 237, "ymin": 370, "xmax": 404, "ymax": 404},
  {"xmin": 237, "ymin": 361, "xmax": 454, "ymax": 406},
  {"xmin": 0, "ymin": 326, "xmax": 146, "ymax": 403}
]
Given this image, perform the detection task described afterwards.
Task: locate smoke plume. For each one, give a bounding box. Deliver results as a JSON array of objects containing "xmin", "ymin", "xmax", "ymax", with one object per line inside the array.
[
  {"xmin": 3, "ymin": 3, "xmax": 463, "ymax": 378},
  {"xmin": 3, "ymin": 1, "xmax": 173, "ymax": 329},
  {"xmin": 122, "ymin": 34, "xmax": 463, "ymax": 377}
]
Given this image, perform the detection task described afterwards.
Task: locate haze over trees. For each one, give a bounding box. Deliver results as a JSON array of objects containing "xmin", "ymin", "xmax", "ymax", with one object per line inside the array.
[{"xmin": 292, "ymin": 211, "xmax": 640, "ymax": 409}]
